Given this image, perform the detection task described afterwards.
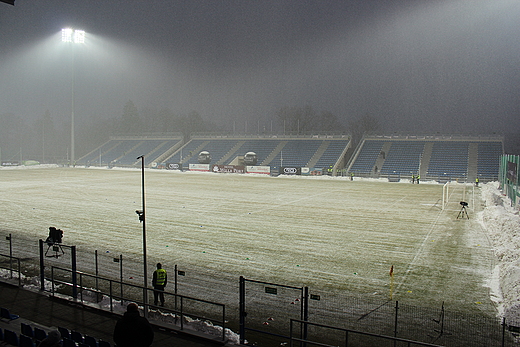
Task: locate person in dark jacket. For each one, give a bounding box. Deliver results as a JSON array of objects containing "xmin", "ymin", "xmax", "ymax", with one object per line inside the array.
[{"xmin": 113, "ymin": 302, "xmax": 154, "ymax": 347}]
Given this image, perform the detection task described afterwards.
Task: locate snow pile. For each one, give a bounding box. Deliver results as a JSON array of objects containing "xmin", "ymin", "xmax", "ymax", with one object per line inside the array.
[{"xmin": 477, "ymin": 182, "xmax": 520, "ymax": 325}]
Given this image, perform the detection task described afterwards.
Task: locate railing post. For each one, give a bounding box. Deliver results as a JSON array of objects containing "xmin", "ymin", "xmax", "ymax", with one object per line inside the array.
[
  {"xmin": 119, "ymin": 254, "xmax": 123, "ymax": 303},
  {"xmin": 239, "ymin": 276, "xmax": 246, "ymax": 345},
  {"xmin": 394, "ymin": 300, "xmax": 399, "ymax": 347},
  {"xmin": 502, "ymin": 317, "xmax": 506, "ymax": 347},
  {"xmin": 39, "ymin": 239, "xmax": 45, "ymax": 291},
  {"xmin": 95, "ymin": 250, "xmax": 99, "ymax": 300},
  {"xmin": 51, "ymin": 267, "xmax": 55, "ymax": 295},
  {"xmin": 303, "ymin": 286, "xmax": 309, "ymax": 347},
  {"xmin": 71, "ymin": 245, "xmax": 77, "ymax": 299},
  {"xmin": 16, "ymin": 258, "xmax": 21, "ymax": 287},
  {"xmin": 222, "ymin": 304, "xmax": 226, "ymax": 342},
  {"xmin": 7, "ymin": 233, "xmax": 13, "ymax": 279},
  {"xmin": 175, "ymin": 264, "xmax": 178, "ymax": 311},
  {"xmin": 80, "ymin": 273, "xmax": 83, "ymax": 303}
]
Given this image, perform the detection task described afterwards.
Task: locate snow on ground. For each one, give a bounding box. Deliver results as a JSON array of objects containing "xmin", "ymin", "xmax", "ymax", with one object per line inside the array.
[
  {"xmin": 1, "ymin": 164, "xmax": 519, "ymax": 341},
  {"xmin": 477, "ymin": 182, "xmax": 520, "ymax": 325}
]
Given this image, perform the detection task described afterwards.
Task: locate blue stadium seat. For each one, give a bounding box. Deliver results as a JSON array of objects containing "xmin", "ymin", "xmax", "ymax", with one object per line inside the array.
[
  {"xmin": 58, "ymin": 326, "xmax": 71, "ymax": 339},
  {"xmin": 84, "ymin": 335, "xmax": 99, "ymax": 347},
  {"xmin": 20, "ymin": 334, "xmax": 36, "ymax": 347},
  {"xmin": 34, "ymin": 327, "xmax": 47, "ymax": 341},
  {"xmin": 4, "ymin": 329, "xmax": 19, "ymax": 346},
  {"xmin": 98, "ymin": 340, "xmax": 112, "ymax": 347},
  {"xmin": 71, "ymin": 330, "xmax": 84, "ymax": 344},
  {"xmin": 0, "ymin": 307, "xmax": 19, "ymax": 321},
  {"xmin": 21, "ymin": 322, "xmax": 34, "ymax": 338},
  {"xmin": 62, "ymin": 337, "xmax": 77, "ymax": 347}
]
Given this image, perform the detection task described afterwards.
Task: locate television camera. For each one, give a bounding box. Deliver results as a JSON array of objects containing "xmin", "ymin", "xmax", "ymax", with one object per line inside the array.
[
  {"xmin": 457, "ymin": 201, "xmax": 469, "ymax": 219},
  {"xmin": 45, "ymin": 227, "xmax": 65, "ymax": 257}
]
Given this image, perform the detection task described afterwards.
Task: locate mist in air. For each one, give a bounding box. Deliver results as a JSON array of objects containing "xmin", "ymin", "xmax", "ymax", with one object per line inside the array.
[{"xmin": 0, "ymin": 0, "xmax": 519, "ymax": 154}]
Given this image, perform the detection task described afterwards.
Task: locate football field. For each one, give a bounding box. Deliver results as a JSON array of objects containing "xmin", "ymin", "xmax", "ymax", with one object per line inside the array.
[{"xmin": 0, "ymin": 167, "xmax": 496, "ymax": 314}]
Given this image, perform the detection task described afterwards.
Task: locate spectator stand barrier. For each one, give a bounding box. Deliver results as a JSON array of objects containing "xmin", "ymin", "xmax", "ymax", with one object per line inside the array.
[
  {"xmin": 38, "ymin": 239, "xmax": 78, "ymax": 298},
  {"xmin": 49, "ymin": 265, "xmax": 227, "ymax": 342},
  {"xmin": 289, "ymin": 318, "xmax": 444, "ymax": 347},
  {"xmin": 239, "ymin": 276, "xmax": 309, "ymax": 346},
  {"xmin": 0, "ymin": 233, "xmax": 21, "ymax": 286},
  {"xmin": 0, "ymin": 253, "xmax": 21, "ymax": 287}
]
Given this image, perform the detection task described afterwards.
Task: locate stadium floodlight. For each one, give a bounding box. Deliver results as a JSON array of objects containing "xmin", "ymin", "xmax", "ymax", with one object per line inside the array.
[
  {"xmin": 61, "ymin": 28, "xmax": 85, "ymax": 165},
  {"xmin": 61, "ymin": 28, "xmax": 85, "ymax": 43}
]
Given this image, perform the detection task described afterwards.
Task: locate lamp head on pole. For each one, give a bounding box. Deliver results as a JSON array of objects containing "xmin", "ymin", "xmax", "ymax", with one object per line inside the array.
[{"xmin": 61, "ymin": 28, "xmax": 85, "ymax": 44}]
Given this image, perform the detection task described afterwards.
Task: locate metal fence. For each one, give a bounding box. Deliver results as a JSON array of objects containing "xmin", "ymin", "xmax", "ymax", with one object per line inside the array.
[
  {"xmin": 1, "ymin": 234, "xmax": 519, "ymax": 347},
  {"xmin": 48, "ymin": 265, "xmax": 227, "ymax": 341},
  {"xmin": 499, "ymin": 154, "xmax": 519, "ymax": 208}
]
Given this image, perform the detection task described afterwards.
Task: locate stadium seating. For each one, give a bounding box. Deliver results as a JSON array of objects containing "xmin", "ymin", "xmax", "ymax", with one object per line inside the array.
[
  {"xmin": 21, "ymin": 322, "xmax": 34, "ymax": 338},
  {"xmin": 380, "ymin": 141, "xmax": 425, "ymax": 176},
  {"xmin": 58, "ymin": 326, "xmax": 71, "ymax": 339},
  {"xmin": 349, "ymin": 140, "xmax": 384, "ymax": 174},
  {"xmin": 427, "ymin": 142, "xmax": 469, "ymax": 179},
  {"xmin": 71, "ymin": 330, "xmax": 84, "ymax": 344},
  {"xmin": 0, "ymin": 307, "xmax": 19, "ymax": 321},
  {"xmin": 84, "ymin": 335, "xmax": 99, "ymax": 347},
  {"xmin": 314, "ymin": 140, "xmax": 350, "ymax": 168},
  {"xmin": 19, "ymin": 334, "xmax": 35, "ymax": 347},
  {"xmin": 477, "ymin": 142, "xmax": 502, "ymax": 179},
  {"xmin": 348, "ymin": 136, "xmax": 503, "ymax": 180},
  {"xmin": 34, "ymin": 327, "xmax": 47, "ymax": 341},
  {"xmin": 3, "ymin": 329, "xmax": 19, "ymax": 346}
]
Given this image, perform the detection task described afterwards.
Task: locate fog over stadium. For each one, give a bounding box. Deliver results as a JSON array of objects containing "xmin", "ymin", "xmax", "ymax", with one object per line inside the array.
[{"xmin": 0, "ymin": 1, "xmax": 519, "ymax": 161}]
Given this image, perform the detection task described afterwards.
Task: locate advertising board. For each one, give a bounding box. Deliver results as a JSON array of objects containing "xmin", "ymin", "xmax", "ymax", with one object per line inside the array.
[
  {"xmin": 189, "ymin": 163, "xmax": 211, "ymax": 172},
  {"xmin": 246, "ymin": 166, "xmax": 270, "ymax": 174},
  {"xmin": 212, "ymin": 165, "xmax": 245, "ymax": 174}
]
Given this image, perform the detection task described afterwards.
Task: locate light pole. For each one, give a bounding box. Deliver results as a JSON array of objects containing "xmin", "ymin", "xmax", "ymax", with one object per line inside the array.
[
  {"xmin": 61, "ymin": 28, "xmax": 85, "ymax": 165},
  {"xmin": 136, "ymin": 155, "xmax": 148, "ymax": 317}
]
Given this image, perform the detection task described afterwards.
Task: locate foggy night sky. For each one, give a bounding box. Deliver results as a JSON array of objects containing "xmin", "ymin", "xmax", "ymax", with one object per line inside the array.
[{"xmin": 1, "ymin": 0, "xmax": 519, "ymax": 136}]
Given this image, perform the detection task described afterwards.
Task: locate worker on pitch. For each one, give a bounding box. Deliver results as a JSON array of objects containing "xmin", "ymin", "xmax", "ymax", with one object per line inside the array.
[{"xmin": 152, "ymin": 263, "xmax": 167, "ymax": 307}]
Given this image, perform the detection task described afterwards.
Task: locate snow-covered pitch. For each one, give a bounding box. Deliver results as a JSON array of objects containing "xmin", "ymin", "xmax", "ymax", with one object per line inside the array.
[{"xmin": 0, "ymin": 165, "xmax": 517, "ymax": 327}]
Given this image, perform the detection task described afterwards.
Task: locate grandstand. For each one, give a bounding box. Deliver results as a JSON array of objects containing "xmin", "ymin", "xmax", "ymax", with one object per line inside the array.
[
  {"xmin": 346, "ymin": 134, "xmax": 504, "ymax": 182},
  {"xmin": 77, "ymin": 133, "xmax": 503, "ymax": 181},
  {"xmin": 77, "ymin": 134, "xmax": 352, "ymax": 173}
]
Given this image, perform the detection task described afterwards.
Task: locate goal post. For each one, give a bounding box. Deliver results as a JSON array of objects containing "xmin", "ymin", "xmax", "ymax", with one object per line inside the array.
[
  {"xmin": 442, "ymin": 182, "xmax": 472, "ymax": 211},
  {"xmin": 442, "ymin": 181, "xmax": 449, "ymax": 210}
]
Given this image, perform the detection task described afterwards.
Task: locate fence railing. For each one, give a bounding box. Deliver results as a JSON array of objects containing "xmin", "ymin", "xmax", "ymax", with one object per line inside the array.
[
  {"xmin": 289, "ymin": 318, "xmax": 444, "ymax": 347},
  {"xmin": 0, "ymin": 253, "xmax": 21, "ymax": 287},
  {"xmin": 49, "ymin": 265, "xmax": 227, "ymax": 342},
  {"xmin": 2, "ymin": 233, "xmax": 520, "ymax": 347}
]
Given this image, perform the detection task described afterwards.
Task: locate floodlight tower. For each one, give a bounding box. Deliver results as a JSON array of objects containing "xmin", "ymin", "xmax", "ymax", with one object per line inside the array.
[{"xmin": 61, "ymin": 28, "xmax": 85, "ymax": 165}]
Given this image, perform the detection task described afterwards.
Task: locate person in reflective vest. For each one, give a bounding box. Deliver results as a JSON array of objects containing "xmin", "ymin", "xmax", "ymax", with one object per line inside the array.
[{"xmin": 152, "ymin": 263, "xmax": 167, "ymax": 306}]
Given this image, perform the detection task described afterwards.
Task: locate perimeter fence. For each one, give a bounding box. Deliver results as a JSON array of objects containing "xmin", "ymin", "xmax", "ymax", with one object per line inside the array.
[
  {"xmin": 499, "ymin": 154, "xmax": 520, "ymax": 208},
  {"xmin": 0, "ymin": 233, "xmax": 519, "ymax": 347}
]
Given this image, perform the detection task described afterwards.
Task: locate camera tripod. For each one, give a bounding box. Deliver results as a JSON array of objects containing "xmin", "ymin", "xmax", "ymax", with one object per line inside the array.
[
  {"xmin": 457, "ymin": 205, "xmax": 469, "ymax": 219},
  {"xmin": 45, "ymin": 242, "xmax": 65, "ymax": 258}
]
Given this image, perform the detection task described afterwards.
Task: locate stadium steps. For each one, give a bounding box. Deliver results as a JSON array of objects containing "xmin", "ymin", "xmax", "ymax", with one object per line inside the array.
[
  {"xmin": 467, "ymin": 142, "xmax": 478, "ymax": 180},
  {"xmin": 217, "ymin": 141, "xmax": 245, "ymax": 165},
  {"xmin": 154, "ymin": 140, "xmax": 183, "ymax": 163},
  {"xmin": 420, "ymin": 142, "xmax": 433, "ymax": 177},
  {"xmin": 180, "ymin": 141, "xmax": 210, "ymax": 164},
  {"xmin": 307, "ymin": 141, "xmax": 329, "ymax": 168},
  {"xmin": 374, "ymin": 141, "xmax": 391, "ymax": 174},
  {"xmin": 111, "ymin": 140, "xmax": 144, "ymax": 165},
  {"xmin": 261, "ymin": 141, "xmax": 287, "ymax": 166}
]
